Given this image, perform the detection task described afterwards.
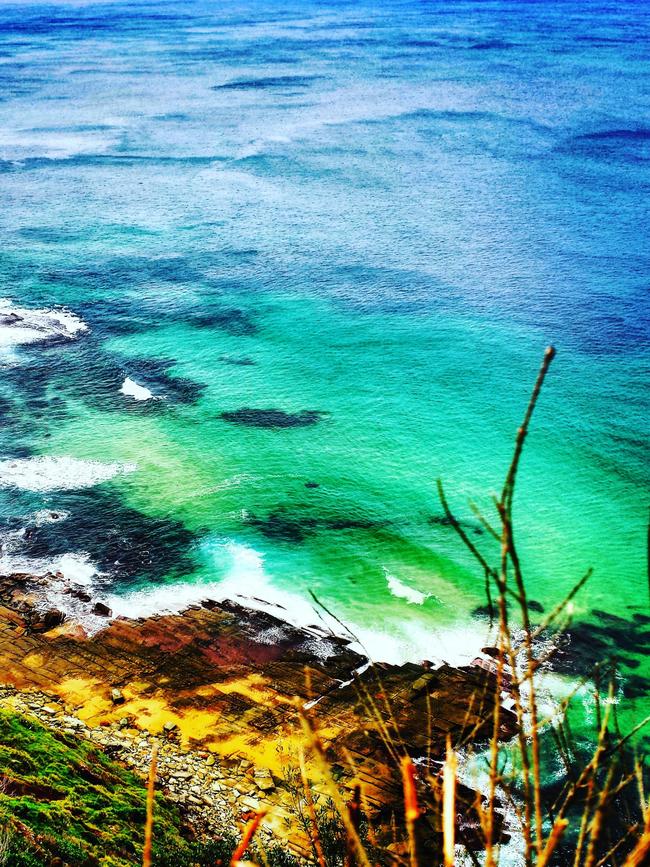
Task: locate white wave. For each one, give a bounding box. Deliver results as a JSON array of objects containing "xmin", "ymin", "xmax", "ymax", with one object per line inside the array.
[
  {"xmin": 0, "ymin": 541, "xmax": 116, "ymax": 636},
  {"xmin": 0, "ymin": 298, "xmax": 88, "ymax": 348},
  {"xmin": 0, "ymin": 456, "xmax": 136, "ymax": 492},
  {"xmin": 210, "ymin": 473, "xmax": 258, "ymax": 493},
  {"xmin": 106, "ymin": 538, "xmax": 489, "ymax": 667},
  {"xmin": 0, "ymin": 128, "xmax": 118, "ymax": 160},
  {"xmin": 0, "ymin": 550, "xmax": 98, "ymax": 586},
  {"xmin": 385, "ymin": 571, "xmax": 430, "ymax": 605},
  {"xmin": 106, "ymin": 540, "xmax": 322, "ymax": 627},
  {"xmin": 120, "ymin": 377, "xmax": 156, "ymax": 401}
]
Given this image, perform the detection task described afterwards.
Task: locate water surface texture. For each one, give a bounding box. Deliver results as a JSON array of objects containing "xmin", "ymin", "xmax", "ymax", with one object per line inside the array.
[{"xmin": 0, "ymin": 1, "xmax": 648, "ymax": 704}]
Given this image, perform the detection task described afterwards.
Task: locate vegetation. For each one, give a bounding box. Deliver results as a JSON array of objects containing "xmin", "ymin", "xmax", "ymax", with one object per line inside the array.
[{"xmin": 0, "ymin": 709, "xmax": 214, "ymax": 866}]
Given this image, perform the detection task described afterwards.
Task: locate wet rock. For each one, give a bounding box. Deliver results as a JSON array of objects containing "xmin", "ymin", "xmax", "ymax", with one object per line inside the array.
[
  {"xmin": 31, "ymin": 608, "xmax": 65, "ymax": 632},
  {"xmin": 93, "ymin": 602, "xmax": 112, "ymax": 617},
  {"xmin": 67, "ymin": 587, "xmax": 92, "ymax": 603},
  {"xmin": 111, "ymin": 688, "xmax": 125, "ymax": 705}
]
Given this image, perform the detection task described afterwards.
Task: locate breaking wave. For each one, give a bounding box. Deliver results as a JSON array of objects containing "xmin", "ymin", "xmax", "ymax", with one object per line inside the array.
[
  {"xmin": 0, "ymin": 456, "xmax": 136, "ymax": 492},
  {"xmin": 0, "ymin": 298, "xmax": 88, "ymax": 348}
]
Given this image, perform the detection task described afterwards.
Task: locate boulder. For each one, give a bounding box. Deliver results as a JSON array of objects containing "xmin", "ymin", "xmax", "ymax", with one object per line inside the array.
[{"xmin": 31, "ymin": 609, "xmax": 66, "ymax": 632}]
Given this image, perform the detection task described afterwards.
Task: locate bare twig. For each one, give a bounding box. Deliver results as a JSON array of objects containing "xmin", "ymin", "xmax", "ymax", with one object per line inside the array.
[{"xmin": 143, "ymin": 742, "xmax": 158, "ymax": 867}]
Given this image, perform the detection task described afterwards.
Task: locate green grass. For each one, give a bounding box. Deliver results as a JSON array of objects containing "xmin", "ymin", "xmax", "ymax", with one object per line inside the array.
[
  {"xmin": 0, "ymin": 709, "xmax": 307, "ymax": 867},
  {"xmin": 0, "ymin": 709, "xmax": 209, "ymax": 866}
]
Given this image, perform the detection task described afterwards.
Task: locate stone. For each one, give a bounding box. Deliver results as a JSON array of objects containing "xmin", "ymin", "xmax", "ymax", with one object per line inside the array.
[
  {"xmin": 411, "ymin": 673, "xmax": 435, "ymax": 691},
  {"xmin": 110, "ymin": 688, "xmax": 125, "ymax": 705},
  {"xmin": 93, "ymin": 602, "xmax": 112, "ymax": 617},
  {"xmin": 32, "ymin": 609, "xmax": 66, "ymax": 632},
  {"xmin": 67, "ymin": 588, "xmax": 92, "ymax": 603}
]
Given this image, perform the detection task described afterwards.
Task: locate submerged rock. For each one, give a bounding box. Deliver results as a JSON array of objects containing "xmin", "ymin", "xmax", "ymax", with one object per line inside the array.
[
  {"xmin": 19, "ymin": 488, "xmax": 199, "ymax": 583},
  {"xmin": 218, "ymin": 355, "xmax": 256, "ymax": 366},
  {"xmin": 247, "ymin": 506, "xmax": 383, "ymax": 543},
  {"xmin": 220, "ymin": 408, "xmax": 325, "ymax": 428}
]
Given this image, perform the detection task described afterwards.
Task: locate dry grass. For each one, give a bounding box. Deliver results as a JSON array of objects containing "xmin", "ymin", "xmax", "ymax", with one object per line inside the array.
[{"xmin": 143, "ymin": 741, "xmax": 158, "ymax": 867}]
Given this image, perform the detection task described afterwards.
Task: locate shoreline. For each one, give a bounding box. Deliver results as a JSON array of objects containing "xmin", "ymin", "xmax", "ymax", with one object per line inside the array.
[
  {"xmin": 0, "ymin": 510, "xmax": 495, "ymax": 670},
  {"xmin": 0, "ymin": 567, "xmax": 517, "ymax": 852}
]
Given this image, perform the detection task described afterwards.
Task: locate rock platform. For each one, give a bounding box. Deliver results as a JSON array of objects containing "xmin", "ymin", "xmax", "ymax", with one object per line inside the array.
[{"xmin": 0, "ymin": 572, "xmax": 517, "ymax": 854}]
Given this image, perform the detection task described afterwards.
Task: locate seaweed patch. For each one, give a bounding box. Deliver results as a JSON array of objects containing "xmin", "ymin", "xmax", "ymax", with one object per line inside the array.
[
  {"xmin": 19, "ymin": 489, "xmax": 199, "ymax": 584},
  {"xmin": 220, "ymin": 408, "xmax": 325, "ymax": 428}
]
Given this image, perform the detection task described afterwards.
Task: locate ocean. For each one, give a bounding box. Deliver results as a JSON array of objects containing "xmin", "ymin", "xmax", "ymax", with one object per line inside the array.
[{"xmin": 0, "ymin": 0, "xmax": 648, "ymax": 721}]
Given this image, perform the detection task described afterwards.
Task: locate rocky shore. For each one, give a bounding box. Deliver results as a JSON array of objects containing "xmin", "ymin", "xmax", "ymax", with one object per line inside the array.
[{"xmin": 0, "ymin": 570, "xmax": 517, "ymax": 855}]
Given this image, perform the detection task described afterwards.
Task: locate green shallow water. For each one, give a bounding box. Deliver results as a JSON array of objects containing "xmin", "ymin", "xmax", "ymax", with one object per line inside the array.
[{"xmin": 37, "ymin": 291, "xmax": 647, "ymax": 663}]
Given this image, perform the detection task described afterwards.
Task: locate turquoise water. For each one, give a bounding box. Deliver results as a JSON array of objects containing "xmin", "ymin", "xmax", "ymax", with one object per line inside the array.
[{"xmin": 0, "ymin": 1, "xmax": 648, "ymax": 708}]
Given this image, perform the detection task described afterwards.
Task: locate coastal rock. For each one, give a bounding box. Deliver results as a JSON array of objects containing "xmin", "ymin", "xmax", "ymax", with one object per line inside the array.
[
  {"xmin": 254, "ymin": 771, "xmax": 275, "ymax": 792},
  {"xmin": 31, "ymin": 608, "xmax": 66, "ymax": 632},
  {"xmin": 0, "ymin": 577, "xmax": 518, "ymax": 851}
]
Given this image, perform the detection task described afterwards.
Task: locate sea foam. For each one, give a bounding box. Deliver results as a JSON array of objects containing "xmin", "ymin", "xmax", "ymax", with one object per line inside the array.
[
  {"xmin": 0, "ymin": 456, "xmax": 136, "ymax": 492},
  {"xmin": 0, "ymin": 551, "xmax": 98, "ymax": 586},
  {"xmin": 107, "ymin": 539, "xmax": 490, "ymax": 667},
  {"xmin": 0, "ymin": 298, "xmax": 88, "ymax": 348},
  {"xmin": 385, "ymin": 571, "xmax": 431, "ymax": 605},
  {"xmin": 120, "ymin": 377, "xmax": 157, "ymax": 401}
]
